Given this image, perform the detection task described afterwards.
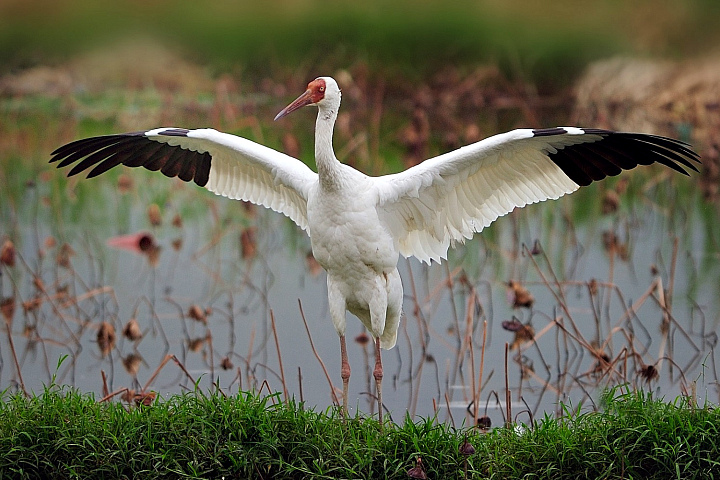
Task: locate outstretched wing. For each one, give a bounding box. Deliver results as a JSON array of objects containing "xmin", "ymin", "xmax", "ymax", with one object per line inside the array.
[
  {"xmin": 50, "ymin": 128, "xmax": 318, "ymax": 230},
  {"xmin": 374, "ymin": 127, "xmax": 700, "ymax": 263}
]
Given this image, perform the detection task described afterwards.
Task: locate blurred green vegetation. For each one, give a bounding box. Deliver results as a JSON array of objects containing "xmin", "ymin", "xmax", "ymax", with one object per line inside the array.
[{"xmin": 2, "ymin": 0, "xmax": 719, "ymax": 85}]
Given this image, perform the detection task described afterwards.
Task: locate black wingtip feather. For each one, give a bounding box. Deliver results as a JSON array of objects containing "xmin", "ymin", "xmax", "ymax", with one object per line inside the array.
[
  {"xmin": 49, "ymin": 130, "xmax": 212, "ymax": 188},
  {"xmin": 544, "ymin": 130, "xmax": 700, "ymax": 186}
]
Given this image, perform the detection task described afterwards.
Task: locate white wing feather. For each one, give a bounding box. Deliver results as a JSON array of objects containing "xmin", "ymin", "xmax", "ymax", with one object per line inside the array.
[
  {"xmin": 374, "ymin": 129, "xmax": 602, "ymax": 263},
  {"xmin": 149, "ymin": 128, "xmax": 318, "ymax": 231}
]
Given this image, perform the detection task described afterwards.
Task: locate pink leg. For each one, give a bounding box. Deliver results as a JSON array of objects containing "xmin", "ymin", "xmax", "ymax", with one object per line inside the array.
[
  {"xmin": 340, "ymin": 335, "xmax": 351, "ymax": 417},
  {"xmin": 373, "ymin": 337, "xmax": 384, "ymax": 424}
]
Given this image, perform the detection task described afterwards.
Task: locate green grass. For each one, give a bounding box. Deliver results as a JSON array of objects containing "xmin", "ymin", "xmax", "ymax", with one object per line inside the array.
[{"xmin": 0, "ymin": 386, "xmax": 717, "ymax": 479}]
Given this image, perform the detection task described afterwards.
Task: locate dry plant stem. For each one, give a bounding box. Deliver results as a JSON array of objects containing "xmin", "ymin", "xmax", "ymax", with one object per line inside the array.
[
  {"xmin": 298, "ymin": 367, "xmax": 304, "ymax": 404},
  {"xmin": 474, "ymin": 320, "xmax": 487, "ymax": 425},
  {"xmin": 170, "ymin": 355, "xmax": 197, "ymax": 389},
  {"xmin": 526, "ymin": 244, "xmax": 585, "ymax": 341},
  {"xmin": 505, "ymin": 342, "xmax": 511, "ymax": 426},
  {"xmin": 246, "ymin": 326, "xmax": 256, "ymax": 387},
  {"xmin": 58, "ymin": 286, "xmax": 113, "ymax": 309},
  {"xmin": 191, "ymin": 220, "xmax": 236, "ymax": 260},
  {"xmin": 655, "ymin": 278, "xmax": 669, "ymax": 374},
  {"xmin": 668, "ymin": 236, "xmax": 678, "ymax": 316},
  {"xmin": 213, "ymin": 380, "xmax": 228, "ymax": 398},
  {"xmin": 426, "ymin": 265, "xmax": 463, "ymax": 302},
  {"xmin": 361, "ymin": 332, "xmax": 373, "ymax": 409},
  {"xmin": 269, "ymin": 310, "xmax": 288, "ymax": 403},
  {"xmin": 653, "ymin": 356, "xmax": 690, "ymax": 386},
  {"xmin": 650, "ymin": 298, "xmax": 698, "ymax": 352},
  {"xmin": 101, "ymin": 370, "xmax": 109, "ymax": 398},
  {"xmin": 98, "ymin": 387, "xmax": 130, "ymax": 403},
  {"xmin": 135, "ymin": 295, "xmax": 169, "ymax": 352},
  {"xmin": 20, "ymin": 290, "xmax": 83, "ymax": 311},
  {"xmin": 17, "ymin": 254, "xmax": 81, "ymax": 348},
  {"xmin": 404, "ymin": 259, "xmax": 428, "ymax": 351},
  {"xmin": 258, "ymin": 379, "xmax": 275, "ymax": 400},
  {"xmin": 409, "ymin": 354, "xmax": 424, "ymax": 418},
  {"xmin": 522, "ymin": 365, "xmax": 562, "ymax": 396},
  {"xmin": 298, "ymin": 300, "xmax": 339, "ymax": 406},
  {"xmin": 533, "ymin": 242, "xmax": 571, "ymax": 307},
  {"xmin": 206, "ymin": 331, "xmax": 215, "ymax": 385},
  {"xmin": 445, "ymin": 262, "xmax": 462, "ymax": 348},
  {"xmin": 602, "ymin": 279, "xmax": 660, "ymax": 352},
  {"xmin": 447, "ymin": 273, "xmax": 463, "ymax": 390},
  {"xmin": 465, "ymin": 292, "xmax": 477, "ymax": 425},
  {"xmin": 235, "ymin": 366, "xmax": 243, "ymax": 391},
  {"xmin": 528, "ymin": 318, "xmax": 557, "ymax": 344},
  {"xmin": 5, "ymin": 319, "xmax": 27, "ymax": 397},
  {"xmin": 444, "ymin": 392, "xmax": 455, "ymax": 428},
  {"xmin": 142, "ymin": 354, "xmax": 196, "ymax": 392}
]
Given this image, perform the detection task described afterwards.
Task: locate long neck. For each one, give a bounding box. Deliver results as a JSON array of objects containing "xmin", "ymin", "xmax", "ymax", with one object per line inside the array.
[{"xmin": 315, "ymin": 104, "xmax": 343, "ymax": 190}]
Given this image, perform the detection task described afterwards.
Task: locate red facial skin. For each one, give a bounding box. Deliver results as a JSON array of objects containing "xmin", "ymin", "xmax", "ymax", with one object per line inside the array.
[{"xmin": 274, "ymin": 78, "xmax": 327, "ymax": 120}]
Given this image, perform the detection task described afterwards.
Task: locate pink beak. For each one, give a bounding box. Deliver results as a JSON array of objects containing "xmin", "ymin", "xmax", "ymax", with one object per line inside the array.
[{"xmin": 274, "ymin": 89, "xmax": 314, "ymax": 121}]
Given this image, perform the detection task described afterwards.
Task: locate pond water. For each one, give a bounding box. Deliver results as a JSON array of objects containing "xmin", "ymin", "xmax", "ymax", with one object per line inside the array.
[{"xmin": 1, "ymin": 167, "xmax": 718, "ymax": 427}]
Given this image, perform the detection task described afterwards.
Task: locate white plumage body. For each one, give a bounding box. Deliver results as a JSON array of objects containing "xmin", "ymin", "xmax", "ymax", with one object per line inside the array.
[{"xmin": 307, "ymin": 168, "xmax": 403, "ymax": 349}]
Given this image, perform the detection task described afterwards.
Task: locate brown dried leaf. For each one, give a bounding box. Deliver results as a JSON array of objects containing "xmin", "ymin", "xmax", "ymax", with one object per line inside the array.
[
  {"xmin": 122, "ymin": 318, "xmax": 142, "ymax": 341},
  {"xmin": 122, "ymin": 353, "xmax": 143, "ymax": 375},
  {"xmin": 589, "ymin": 278, "xmax": 599, "ymax": 295},
  {"xmin": 121, "ymin": 389, "xmax": 135, "ymax": 403},
  {"xmin": 512, "ymin": 327, "xmax": 535, "ymax": 350},
  {"xmin": 240, "ymin": 227, "xmax": 257, "ymax": 259},
  {"xmin": 56, "ymin": 243, "xmax": 75, "ymax": 268},
  {"xmin": 97, "ymin": 321, "xmax": 116, "ymax": 357},
  {"xmin": 602, "ymin": 189, "xmax": 620, "ymax": 214},
  {"xmin": 354, "ymin": 331, "xmax": 370, "ymax": 346},
  {"xmin": 639, "ymin": 364, "xmax": 659, "ymax": 382},
  {"xmin": 407, "ymin": 456, "xmax": 427, "ymax": 479},
  {"xmin": 134, "ymin": 391, "xmax": 157, "ymax": 406},
  {"xmin": 117, "ymin": 174, "xmax": 133, "ymax": 193},
  {"xmin": 44, "ymin": 236, "xmax": 57, "ymax": 249},
  {"xmin": 147, "ymin": 203, "xmax": 162, "ymax": 227},
  {"xmin": 220, "ymin": 356, "xmax": 234, "ymax": 370},
  {"xmin": 459, "ymin": 439, "xmax": 475, "ymax": 456},
  {"xmin": 507, "ymin": 280, "xmax": 534, "ymax": 308},
  {"xmin": 1, "ymin": 297, "xmax": 15, "ymax": 322},
  {"xmin": 188, "ymin": 305, "xmax": 207, "ymax": 324},
  {"xmin": 477, "ymin": 415, "xmax": 492, "ymax": 430},
  {"xmin": 0, "ymin": 240, "xmax": 16, "ymax": 267},
  {"xmin": 188, "ymin": 337, "xmax": 205, "ymax": 352}
]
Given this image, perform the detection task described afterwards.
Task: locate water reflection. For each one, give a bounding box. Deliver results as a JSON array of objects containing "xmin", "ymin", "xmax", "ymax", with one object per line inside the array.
[{"xmin": 1, "ymin": 175, "xmax": 718, "ymax": 427}]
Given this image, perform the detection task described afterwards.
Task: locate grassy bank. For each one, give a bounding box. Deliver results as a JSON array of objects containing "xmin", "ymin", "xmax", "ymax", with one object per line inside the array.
[{"xmin": 0, "ymin": 387, "xmax": 717, "ymax": 479}]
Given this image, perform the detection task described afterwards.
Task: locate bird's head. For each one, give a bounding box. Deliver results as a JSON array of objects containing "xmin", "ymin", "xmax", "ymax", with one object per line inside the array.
[{"xmin": 274, "ymin": 77, "xmax": 341, "ymax": 121}]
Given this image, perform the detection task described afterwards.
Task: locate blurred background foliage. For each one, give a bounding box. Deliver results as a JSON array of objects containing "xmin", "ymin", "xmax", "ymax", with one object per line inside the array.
[
  {"xmin": 1, "ymin": 0, "xmax": 719, "ymax": 412},
  {"xmin": 2, "ymin": 0, "xmax": 719, "ymax": 84},
  {"xmin": 1, "ymin": 0, "xmax": 719, "ymax": 185}
]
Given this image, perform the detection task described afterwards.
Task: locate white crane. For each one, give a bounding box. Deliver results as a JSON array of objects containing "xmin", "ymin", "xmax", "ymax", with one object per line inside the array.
[{"xmin": 51, "ymin": 76, "xmax": 700, "ymax": 422}]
